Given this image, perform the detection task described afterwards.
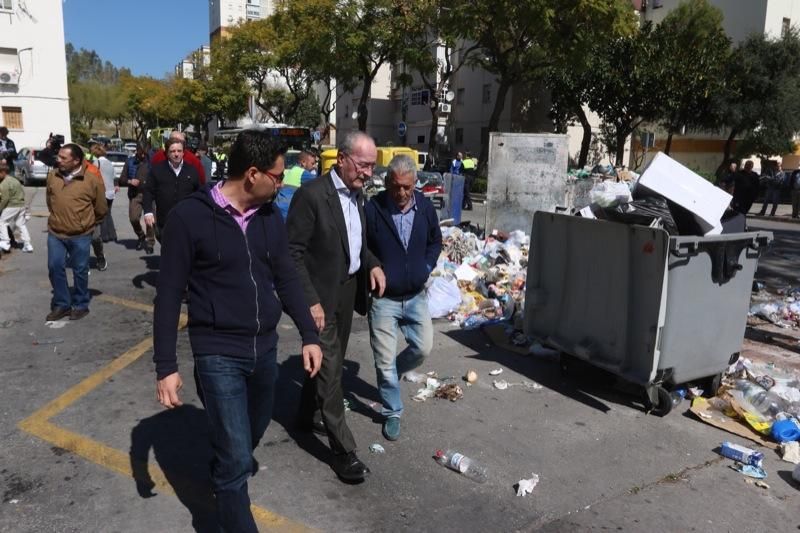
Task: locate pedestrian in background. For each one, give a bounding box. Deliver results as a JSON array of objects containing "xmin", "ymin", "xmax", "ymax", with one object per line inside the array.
[
  {"xmin": 758, "ymin": 162, "xmax": 786, "ymax": 217},
  {"xmin": 365, "ymin": 154, "xmax": 441, "ymax": 441},
  {"xmin": 790, "ymin": 168, "xmax": 800, "ymax": 218},
  {"xmin": 119, "ymin": 145, "xmax": 154, "ymax": 254},
  {"xmin": 0, "ymin": 126, "xmax": 17, "ymax": 175},
  {"xmin": 150, "ymin": 130, "xmax": 207, "ymax": 185},
  {"xmin": 462, "ymin": 152, "xmax": 476, "ymax": 210},
  {"xmin": 0, "ymin": 160, "xmax": 32, "ymax": 253},
  {"xmin": 287, "ymin": 131, "xmax": 385, "ymax": 483},
  {"xmin": 152, "ymin": 129, "xmax": 321, "ymax": 532},
  {"xmin": 732, "ymin": 160, "xmax": 760, "ymax": 215},
  {"xmin": 90, "ymin": 144, "xmax": 118, "ymax": 271},
  {"xmin": 45, "ymin": 144, "xmax": 107, "ymax": 321},
  {"xmin": 143, "ymin": 138, "xmax": 201, "ymax": 242},
  {"xmin": 275, "ymin": 150, "xmax": 316, "ymax": 220},
  {"xmin": 196, "ymin": 143, "xmax": 213, "ymax": 182}
]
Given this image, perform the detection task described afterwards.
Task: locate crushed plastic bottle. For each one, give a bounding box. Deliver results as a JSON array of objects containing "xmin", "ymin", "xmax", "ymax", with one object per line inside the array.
[
  {"xmin": 670, "ymin": 388, "xmax": 687, "ymax": 407},
  {"xmin": 734, "ymin": 379, "xmax": 788, "ymax": 419},
  {"xmin": 434, "ymin": 449, "xmax": 487, "ymax": 483}
]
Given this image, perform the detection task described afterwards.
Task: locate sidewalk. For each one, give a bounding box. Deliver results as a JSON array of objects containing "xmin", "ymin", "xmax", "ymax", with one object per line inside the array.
[{"xmin": 747, "ymin": 201, "xmax": 800, "ymax": 224}]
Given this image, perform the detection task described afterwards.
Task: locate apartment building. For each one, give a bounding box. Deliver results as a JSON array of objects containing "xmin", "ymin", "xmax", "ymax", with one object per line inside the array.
[{"xmin": 0, "ymin": 0, "xmax": 71, "ymax": 147}]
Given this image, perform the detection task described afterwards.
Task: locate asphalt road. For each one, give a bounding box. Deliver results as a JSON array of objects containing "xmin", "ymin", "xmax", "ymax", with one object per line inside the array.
[{"xmin": 0, "ymin": 189, "xmax": 797, "ymax": 532}]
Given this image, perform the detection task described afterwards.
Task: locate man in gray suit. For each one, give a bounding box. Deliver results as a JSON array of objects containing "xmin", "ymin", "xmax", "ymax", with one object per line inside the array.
[{"xmin": 287, "ymin": 131, "xmax": 386, "ymax": 483}]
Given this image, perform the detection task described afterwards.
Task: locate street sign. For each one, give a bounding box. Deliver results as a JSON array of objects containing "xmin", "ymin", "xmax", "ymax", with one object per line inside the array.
[{"xmin": 397, "ymin": 121, "xmax": 407, "ymax": 137}]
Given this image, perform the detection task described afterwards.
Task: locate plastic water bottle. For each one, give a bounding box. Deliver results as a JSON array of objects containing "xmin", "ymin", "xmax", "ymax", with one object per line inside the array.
[
  {"xmin": 734, "ymin": 380, "xmax": 788, "ymax": 418},
  {"xmin": 670, "ymin": 388, "xmax": 687, "ymax": 407},
  {"xmin": 434, "ymin": 449, "xmax": 487, "ymax": 483}
]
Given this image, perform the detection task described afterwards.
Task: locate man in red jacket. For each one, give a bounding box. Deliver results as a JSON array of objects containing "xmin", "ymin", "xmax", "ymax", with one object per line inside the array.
[{"xmin": 150, "ymin": 130, "xmax": 206, "ymax": 185}]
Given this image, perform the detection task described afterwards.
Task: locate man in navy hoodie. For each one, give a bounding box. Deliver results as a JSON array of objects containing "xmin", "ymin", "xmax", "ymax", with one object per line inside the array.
[
  {"xmin": 365, "ymin": 154, "xmax": 441, "ymax": 441},
  {"xmin": 152, "ymin": 129, "xmax": 322, "ymax": 532}
]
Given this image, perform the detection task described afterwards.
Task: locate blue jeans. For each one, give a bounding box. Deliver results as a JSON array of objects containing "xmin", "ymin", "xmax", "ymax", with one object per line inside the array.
[
  {"xmin": 47, "ymin": 233, "xmax": 92, "ymax": 311},
  {"xmin": 193, "ymin": 350, "xmax": 278, "ymax": 533},
  {"xmin": 369, "ymin": 291, "xmax": 434, "ymax": 418}
]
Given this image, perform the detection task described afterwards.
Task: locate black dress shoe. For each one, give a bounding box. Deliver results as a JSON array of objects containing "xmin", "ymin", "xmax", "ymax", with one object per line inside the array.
[
  {"xmin": 135, "ymin": 237, "xmax": 145, "ymax": 250},
  {"xmin": 46, "ymin": 307, "xmax": 70, "ymax": 321},
  {"xmin": 331, "ymin": 451, "xmax": 370, "ymax": 482}
]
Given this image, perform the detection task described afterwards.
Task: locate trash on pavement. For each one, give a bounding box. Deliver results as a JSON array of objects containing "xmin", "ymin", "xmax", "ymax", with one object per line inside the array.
[
  {"xmin": 412, "ymin": 377, "xmax": 442, "ymax": 402},
  {"xmin": 754, "ymin": 480, "xmax": 770, "ymax": 489},
  {"xmin": 588, "ymin": 180, "xmax": 632, "ymax": 207},
  {"xmin": 489, "ymin": 368, "xmax": 503, "ymax": 376},
  {"xmin": 434, "ymin": 449, "xmax": 488, "ymax": 483},
  {"xmin": 690, "ymin": 398, "xmax": 777, "ymax": 449},
  {"xmin": 369, "ymin": 443, "xmax": 385, "ymax": 454},
  {"xmin": 45, "ymin": 320, "xmax": 67, "ymax": 329},
  {"xmin": 516, "ymin": 473, "xmax": 540, "ymax": 497},
  {"xmin": 343, "ymin": 399, "xmax": 351, "ymax": 412},
  {"xmin": 434, "ymin": 383, "xmax": 464, "ymax": 402},
  {"xmin": 402, "ymin": 370, "xmax": 428, "ymax": 384},
  {"xmin": 771, "ymin": 418, "xmax": 800, "ymax": 443},
  {"xmin": 730, "ymin": 463, "xmax": 768, "ymax": 479},
  {"xmin": 718, "ymin": 441, "xmax": 764, "ymax": 467},
  {"xmin": 464, "ymin": 369, "xmax": 478, "ymax": 383},
  {"xmin": 779, "ymin": 441, "xmax": 800, "ymax": 464},
  {"xmin": 493, "ymin": 380, "xmax": 508, "ymax": 390},
  {"xmin": 427, "ymin": 276, "xmax": 462, "ymax": 318},
  {"xmin": 32, "ymin": 338, "xmax": 64, "ymax": 346}
]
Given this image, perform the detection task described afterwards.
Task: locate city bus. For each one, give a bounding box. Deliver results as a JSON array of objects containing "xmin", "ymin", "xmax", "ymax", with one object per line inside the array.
[{"xmin": 213, "ymin": 125, "xmax": 314, "ymax": 152}]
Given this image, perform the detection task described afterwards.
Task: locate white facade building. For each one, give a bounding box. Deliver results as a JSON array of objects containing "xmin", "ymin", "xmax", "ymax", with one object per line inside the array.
[
  {"xmin": 175, "ymin": 45, "xmax": 211, "ymax": 80},
  {"xmin": 0, "ymin": 0, "xmax": 71, "ymax": 148},
  {"xmin": 209, "ymin": 0, "xmax": 275, "ymax": 42}
]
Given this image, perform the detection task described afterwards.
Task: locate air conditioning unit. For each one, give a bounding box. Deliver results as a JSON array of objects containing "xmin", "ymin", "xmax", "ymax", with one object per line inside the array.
[
  {"xmin": 438, "ymin": 103, "xmax": 452, "ymax": 114},
  {"xmin": 0, "ymin": 70, "xmax": 19, "ymax": 85}
]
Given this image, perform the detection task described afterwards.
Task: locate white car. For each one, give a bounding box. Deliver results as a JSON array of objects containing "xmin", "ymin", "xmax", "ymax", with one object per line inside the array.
[
  {"xmin": 105, "ymin": 151, "xmax": 129, "ymax": 180},
  {"xmin": 14, "ymin": 147, "xmax": 50, "ymax": 185}
]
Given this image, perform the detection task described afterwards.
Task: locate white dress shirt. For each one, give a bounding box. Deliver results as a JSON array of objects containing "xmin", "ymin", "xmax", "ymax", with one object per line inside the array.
[{"xmin": 330, "ymin": 168, "xmax": 362, "ymax": 275}]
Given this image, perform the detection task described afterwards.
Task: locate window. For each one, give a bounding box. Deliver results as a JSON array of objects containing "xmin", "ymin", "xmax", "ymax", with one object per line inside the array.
[
  {"xmin": 457, "ymin": 88, "xmax": 465, "ymax": 105},
  {"xmin": 2, "ymin": 106, "xmax": 22, "ymax": 130},
  {"xmin": 783, "ymin": 18, "xmax": 791, "ymax": 37},
  {"xmin": 482, "ymin": 84, "xmax": 491, "ymax": 104},
  {"xmin": 455, "ymin": 128, "xmax": 464, "ymax": 144},
  {"xmin": 410, "ymin": 89, "xmax": 430, "ymax": 106},
  {"xmin": 417, "ymin": 135, "xmax": 425, "ymax": 144},
  {"xmin": 0, "ymin": 0, "xmax": 13, "ymax": 12}
]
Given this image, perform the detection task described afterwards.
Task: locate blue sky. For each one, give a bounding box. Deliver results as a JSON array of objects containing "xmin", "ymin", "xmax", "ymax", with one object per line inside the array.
[{"xmin": 62, "ymin": 0, "xmax": 209, "ymax": 79}]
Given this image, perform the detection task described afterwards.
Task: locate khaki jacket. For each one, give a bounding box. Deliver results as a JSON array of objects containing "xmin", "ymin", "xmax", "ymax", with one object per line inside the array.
[{"xmin": 46, "ymin": 161, "xmax": 108, "ymax": 238}]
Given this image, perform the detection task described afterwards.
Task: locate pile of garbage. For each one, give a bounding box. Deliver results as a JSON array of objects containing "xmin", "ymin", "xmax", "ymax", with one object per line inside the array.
[
  {"xmin": 426, "ymin": 227, "xmax": 529, "ymax": 330},
  {"xmin": 690, "ymin": 357, "xmax": 800, "ymax": 464},
  {"xmin": 750, "ymin": 285, "xmax": 800, "ymax": 329},
  {"xmin": 580, "ymin": 152, "xmax": 737, "ymax": 236}
]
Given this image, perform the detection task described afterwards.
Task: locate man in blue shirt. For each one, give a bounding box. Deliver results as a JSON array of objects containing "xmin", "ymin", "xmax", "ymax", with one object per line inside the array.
[
  {"xmin": 450, "ymin": 151, "xmax": 464, "ymax": 175},
  {"xmin": 365, "ymin": 154, "xmax": 442, "ymax": 441}
]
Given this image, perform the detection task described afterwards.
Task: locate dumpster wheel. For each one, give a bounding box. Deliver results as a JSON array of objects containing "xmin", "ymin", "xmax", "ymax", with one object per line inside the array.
[{"xmin": 647, "ymin": 385, "xmax": 673, "ymax": 417}]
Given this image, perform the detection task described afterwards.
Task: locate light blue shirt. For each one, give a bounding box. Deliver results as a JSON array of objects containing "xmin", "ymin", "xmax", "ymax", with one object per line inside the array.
[
  {"xmin": 330, "ymin": 168, "xmax": 362, "ymax": 275},
  {"xmin": 389, "ymin": 194, "xmax": 416, "ymax": 250}
]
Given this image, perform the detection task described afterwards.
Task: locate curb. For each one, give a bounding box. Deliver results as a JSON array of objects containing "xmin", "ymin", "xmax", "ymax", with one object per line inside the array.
[{"xmin": 747, "ymin": 214, "xmax": 800, "ymax": 225}]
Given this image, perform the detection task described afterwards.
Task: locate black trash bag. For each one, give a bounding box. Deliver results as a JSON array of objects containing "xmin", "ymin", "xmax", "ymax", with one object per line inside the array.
[{"xmin": 602, "ymin": 196, "xmax": 679, "ymax": 234}]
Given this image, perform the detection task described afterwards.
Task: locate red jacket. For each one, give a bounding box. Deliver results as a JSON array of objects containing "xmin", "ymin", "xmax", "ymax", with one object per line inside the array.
[{"xmin": 151, "ymin": 149, "xmax": 206, "ymax": 185}]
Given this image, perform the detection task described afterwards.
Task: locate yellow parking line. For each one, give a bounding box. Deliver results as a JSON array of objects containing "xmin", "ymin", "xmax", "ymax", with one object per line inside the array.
[{"xmin": 17, "ymin": 294, "xmax": 311, "ymax": 532}]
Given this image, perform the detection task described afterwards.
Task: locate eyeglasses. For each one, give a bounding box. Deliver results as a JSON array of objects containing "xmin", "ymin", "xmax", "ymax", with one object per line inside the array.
[
  {"xmin": 261, "ymin": 168, "xmax": 284, "ymax": 184},
  {"xmin": 343, "ymin": 152, "xmax": 376, "ymax": 172}
]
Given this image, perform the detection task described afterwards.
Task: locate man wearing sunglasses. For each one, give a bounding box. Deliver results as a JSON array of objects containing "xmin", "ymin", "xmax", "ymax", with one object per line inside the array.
[
  {"xmin": 152, "ymin": 130, "xmax": 323, "ymax": 532},
  {"xmin": 287, "ymin": 131, "xmax": 386, "ymax": 483}
]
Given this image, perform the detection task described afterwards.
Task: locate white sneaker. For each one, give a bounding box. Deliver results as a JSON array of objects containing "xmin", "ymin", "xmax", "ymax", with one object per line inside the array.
[
  {"xmin": 0, "ymin": 243, "xmax": 10, "ymax": 252},
  {"xmin": 22, "ymin": 243, "xmax": 33, "ymax": 253}
]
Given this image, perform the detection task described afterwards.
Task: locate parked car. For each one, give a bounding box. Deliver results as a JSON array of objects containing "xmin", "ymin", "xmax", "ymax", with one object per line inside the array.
[
  {"xmin": 416, "ymin": 171, "xmax": 445, "ymax": 208},
  {"xmin": 105, "ymin": 151, "xmax": 129, "ymax": 180},
  {"xmin": 14, "ymin": 147, "xmax": 50, "ymax": 186}
]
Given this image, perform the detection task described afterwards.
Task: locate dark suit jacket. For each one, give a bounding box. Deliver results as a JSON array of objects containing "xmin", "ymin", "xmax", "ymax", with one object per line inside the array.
[
  {"xmin": 142, "ymin": 160, "xmax": 201, "ymax": 228},
  {"xmin": 287, "ymin": 170, "xmax": 380, "ymax": 317}
]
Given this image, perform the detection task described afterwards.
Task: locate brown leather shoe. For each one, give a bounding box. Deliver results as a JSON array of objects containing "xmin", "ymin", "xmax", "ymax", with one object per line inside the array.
[
  {"xmin": 45, "ymin": 307, "xmax": 70, "ymax": 321},
  {"xmin": 69, "ymin": 308, "xmax": 90, "ymax": 321}
]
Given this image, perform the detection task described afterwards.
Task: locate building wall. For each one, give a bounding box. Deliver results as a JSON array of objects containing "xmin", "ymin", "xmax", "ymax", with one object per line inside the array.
[
  {"xmin": 0, "ymin": 0, "xmax": 71, "ymax": 148},
  {"xmin": 641, "ymin": 0, "xmax": 769, "ymax": 43}
]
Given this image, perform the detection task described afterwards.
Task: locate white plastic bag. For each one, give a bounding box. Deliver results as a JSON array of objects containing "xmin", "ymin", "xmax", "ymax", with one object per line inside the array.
[
  {"xmin": 589, "ymin": 181, "xmax": 633, "ymax": 207},
  {"xmin": 427, "ymin": 277, "xmax": 462, "ymax": 318}
]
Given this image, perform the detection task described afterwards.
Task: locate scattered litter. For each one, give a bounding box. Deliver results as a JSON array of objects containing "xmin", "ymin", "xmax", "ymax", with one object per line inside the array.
[
  {"xmin": 8, "ymin": 499, "xmax": 18, "ymax": 504},
  {"xmin": 465, "ymin": 370, "xmax": 478, "ymax": 383},
  {"xmin": 32, "ymin": 338, "xmax": 64, "ymax": 346},
  {"xmin": 718, "ymin": 442, "xmax": 764, "ymax": 467},
  {"xmin": 489, "ymin": 368, "xmax": 503, "ymax": 376},
  {"xmin": 493, "ymin": 380, "xmax": 508, "ymax": 390},
  {"xmin": 515, "ymin": 473, "xmax": 540, "ymax": 497},
  {"xmin": 493, "ymin": 379, "xmax": 542, "ymax": 391},
  {"xmin": 402, "ymin": 371, "xmax": 427, "ymax": 384},
  {"xmin": 780, "ymin": 441, "xmax": 800, "ymax": 464},
  {"xmin": 730, "ymin": 463, "xmax": 767, "ymax": 479},
  {"xmin": 45, "ymin": 320, "xmax": 67, "ymax": 329},
  {"xmin": 434, "ymin": 383, "xmax": 463, "ymax": 402},
  {"xmin": 369, "ymin": 443, "xmax": 385, "ymax": 454},
  {"xmin": 687, "ymin": 387, "xmax": 704, "ymax": 399},
  {"xmin": 412, "ymin": 377, "xmax": 442, "ymax": 402},
  {"xmin": 343, "ymin": 399, "xmax": 351, "ymax": 412},
  {"xmin": 754, "ymin": 480, "xmax": 770, "ymax": 490}
]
